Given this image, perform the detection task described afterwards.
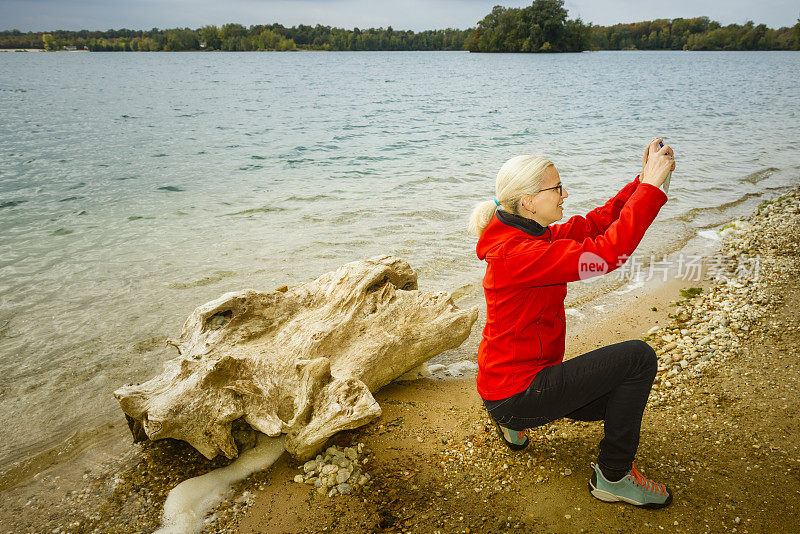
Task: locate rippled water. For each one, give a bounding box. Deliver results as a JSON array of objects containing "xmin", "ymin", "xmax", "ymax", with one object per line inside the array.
[{"xmin": 0, "ymin": 50, "xmax": 798, "ymax": 471}]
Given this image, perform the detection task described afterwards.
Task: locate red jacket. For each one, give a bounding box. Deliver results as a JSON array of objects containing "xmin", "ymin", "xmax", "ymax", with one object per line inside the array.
[{"xmin": 475, "ymin": 177, "xmax": 668, "ymax": 400}]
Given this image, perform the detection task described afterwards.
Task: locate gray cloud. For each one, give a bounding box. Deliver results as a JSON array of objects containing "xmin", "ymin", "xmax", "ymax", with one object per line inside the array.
[{"xmin": 0, "ymin": 0, "xmax": 797, "ymax": 32}]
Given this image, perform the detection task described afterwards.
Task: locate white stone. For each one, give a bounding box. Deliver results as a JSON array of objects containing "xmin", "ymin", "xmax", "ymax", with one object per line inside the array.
[
  {"xmin": 303, "ymin": 460, "xmax": 318, "ymax": 473},
  {"xmin": 336, "ymin": 470, "xmax": 351, "ymax": 484},
  {"xmin": 698, "ymin": 335, "xmax": 713, "ymax": 346},
  {"xmin": 321, "ymin": 464, "xmax": 338, "ymax": 475}
]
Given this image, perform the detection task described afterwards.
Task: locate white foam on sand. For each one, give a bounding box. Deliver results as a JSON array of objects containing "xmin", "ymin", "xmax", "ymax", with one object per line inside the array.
[
  {"xmin": 565, "ymin": 308, "xmax": 586, "ymax": 319},
  {"xmin": 697, "ymin": 229, "xmax": 721, "ymax": 241},
  {"xmin": 397, "ymin": 361, "xmax": 479, "ymax": 381},
  {"xmin": 154, "ymin": 434, "xmax": 285, "ymax": 534},
  {"xmin": 613, "ymin": 272, "xmax": 646, "ymax": 295},
  {"xmin": 427, "ymin": 360, "xmax": 478, "ymax": 378}
]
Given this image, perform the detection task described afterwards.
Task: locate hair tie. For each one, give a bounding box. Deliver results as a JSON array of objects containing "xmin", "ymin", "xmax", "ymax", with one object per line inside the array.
[{"xmin": 493, "ymin": 198, "xmax": 500, "ymax": 207}]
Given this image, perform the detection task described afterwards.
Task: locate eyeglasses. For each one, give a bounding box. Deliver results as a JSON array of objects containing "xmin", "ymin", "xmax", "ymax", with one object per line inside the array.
[{"xmin": 538, "ymin": 183, "xmax": 563, "ymax": 196}]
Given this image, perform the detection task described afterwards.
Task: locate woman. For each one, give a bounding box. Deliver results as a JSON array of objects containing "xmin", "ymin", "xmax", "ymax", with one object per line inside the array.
[{"xmin": 469, "ymin": 139, "xmax": 676, "ymax": 508}]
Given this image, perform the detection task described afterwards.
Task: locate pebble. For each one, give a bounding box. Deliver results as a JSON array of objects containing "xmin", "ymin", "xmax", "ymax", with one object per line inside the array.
[
  {"xmin": 293, "ymin": 443, "xmax": 370, "ymax": 498},
  {"xmin": 321, "ymin": 464, "xmax": 338, "ymax": 475}
]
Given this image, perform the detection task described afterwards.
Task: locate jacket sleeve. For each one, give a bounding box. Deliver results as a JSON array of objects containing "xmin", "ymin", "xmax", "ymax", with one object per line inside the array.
[
  {"xmin": 549, "ymin": 176, "xmax": 641, "ymax": 242},
  {"xmin": 501, "ymin": 182, "xmax": 666, "ymax": 287}
]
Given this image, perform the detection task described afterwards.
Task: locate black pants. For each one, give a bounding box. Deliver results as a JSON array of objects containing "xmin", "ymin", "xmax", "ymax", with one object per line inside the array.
[{"xmin": 483, "ymin": 340, "xmax": 657, "ymax": 478}]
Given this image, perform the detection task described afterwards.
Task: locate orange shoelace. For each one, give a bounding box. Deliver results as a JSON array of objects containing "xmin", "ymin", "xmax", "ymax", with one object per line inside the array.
[{"xmin": 629, "ymin": 463, "xmax": 667, "ymax": 495}]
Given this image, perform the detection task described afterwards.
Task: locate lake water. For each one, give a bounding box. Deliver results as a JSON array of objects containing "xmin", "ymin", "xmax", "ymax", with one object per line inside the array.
[{"xmin": 0, "ymin": 50, "xmax": 798, "ymax": 474}]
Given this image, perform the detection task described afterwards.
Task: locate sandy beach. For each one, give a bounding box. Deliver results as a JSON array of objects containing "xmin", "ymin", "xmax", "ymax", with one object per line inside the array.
[
  {"xmin": 1, "ymin": 186, "xmax": 798, "ymax": 533},
  {"xmin": 230, "ymin": 188, "xmax": 800, "ymax": 533}
]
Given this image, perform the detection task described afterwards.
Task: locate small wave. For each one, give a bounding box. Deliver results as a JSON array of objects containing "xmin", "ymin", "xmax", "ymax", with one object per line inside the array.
[
  {"xmin": 740, "ymin": 167, "xmax": 779, "ymax": 184},
  {"xmin": 250, "ymin": 155, "xmax": 267, "ymax": 160},
  {"xmin": 404, "ymin": 210, "xmax": 460, "ymax": 221},
  {"xmin": 127, "ymin": 215, "xmax": 155, "ymax": 221},
  {"xmin": 158, "ymin": 186, "xmax": 184, "ymax": 192},
  {"xmin": 66, "ymin": 182, "xmax": 86, "ymax": 190},
  {"xmin": 284, "ymin": 194, "xmax": 337, "ymax": 202},
  {"xmin": 52, "ymin": 228, "xmax": 73, "ymax": 236},
  {"xmin": 219, "ymin": 206, "xmax": 286, "ymax": 216},
  {"xmin": 680, "ymin": 191, "xmax": 761, "ymax": 223},
  {"xmin": 0, "ymin": 200, "xmax": 26, "ymax": 209},
  {"xmin": 114, "ymin": 176, "xmax": 137, "ymax": 181},
  {"xmin": 59, "ymin": 196, "xmax": 83, "ymax": 202},
  {"xmin": 395, "ymin": 175, "xmax": 465, "ymax": 189},
  {"xmin": 152, "ymin": 153, "xmax": 168, "ymax": 158},
  {"xmin": 238, "ymin": 164, "xmax": 263, "ymax": 171},
  {"xmin": 168, "ymin": 270, "xmax": 237, "ymax": 290}
]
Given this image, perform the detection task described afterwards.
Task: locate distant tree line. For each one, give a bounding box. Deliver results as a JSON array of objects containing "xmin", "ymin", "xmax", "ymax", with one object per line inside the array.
[
  {"xmin": 464, "ymin": 1, "xmax": 799, "ymax": 52},
  {"xmin": 0, "ymin": 24, "xmax": 471, "ymax": 52},
  {"xmin": 590, "ymin": 17, "xmax": 800, "ymax": 51},
  {"xmin": 1, "ymin": 2, "xmax": 798, "ymax": 53}
]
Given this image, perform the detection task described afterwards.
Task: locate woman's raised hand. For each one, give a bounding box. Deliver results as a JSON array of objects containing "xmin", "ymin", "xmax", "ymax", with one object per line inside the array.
[{"xmin": 641, "ymin": 138, "xmax": 676, "ymax": 188}]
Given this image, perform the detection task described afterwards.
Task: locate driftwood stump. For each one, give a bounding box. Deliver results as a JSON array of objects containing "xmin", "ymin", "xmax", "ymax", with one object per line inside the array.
[{"xmin": 114, "ymin": 256, "xmax": 478, "ymax": 461}]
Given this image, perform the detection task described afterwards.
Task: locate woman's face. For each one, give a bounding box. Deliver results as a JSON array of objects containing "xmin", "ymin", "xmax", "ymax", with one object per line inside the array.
[{"xmin": 530, "ymin": 166, "xmax": 568, "ymax": 226}]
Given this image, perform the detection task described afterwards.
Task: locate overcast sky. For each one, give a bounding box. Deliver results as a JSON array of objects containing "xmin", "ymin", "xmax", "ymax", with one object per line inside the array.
[{"xmin": 1, "ymin": 0, "xmax": 798, "ymax": 32}]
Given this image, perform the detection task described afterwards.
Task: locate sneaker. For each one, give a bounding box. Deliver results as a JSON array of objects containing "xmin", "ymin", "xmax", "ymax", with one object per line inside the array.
[
  {"xmin": 492, "ymin": 419, "xmax": 529, "ymax": 451},
  {"xmin": 588, "ymin": 462, "xmax": 673, "ymax": 509}
]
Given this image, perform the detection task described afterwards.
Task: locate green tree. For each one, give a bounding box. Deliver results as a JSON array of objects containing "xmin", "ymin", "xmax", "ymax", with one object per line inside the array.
[
  {"xmin": 42, "ymin": 33, "xmax": 58, "ymax": 51},
  {"xmin": 199, "ymin": 25, "xmax": 221, "ymax": 50}
]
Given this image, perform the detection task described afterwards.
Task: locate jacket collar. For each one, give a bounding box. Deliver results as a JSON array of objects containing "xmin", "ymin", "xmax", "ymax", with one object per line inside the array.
[{"xmin": 495, "ymin": 210, "xmax": 547, "ymax": 237}]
